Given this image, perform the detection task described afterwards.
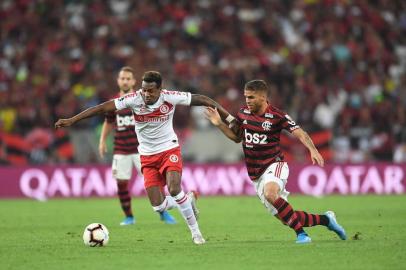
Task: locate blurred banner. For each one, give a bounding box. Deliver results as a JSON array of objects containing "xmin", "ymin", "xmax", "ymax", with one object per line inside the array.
[{"xmin": 0, "ymin": 163, "xmax": 404, "ymax": 200}]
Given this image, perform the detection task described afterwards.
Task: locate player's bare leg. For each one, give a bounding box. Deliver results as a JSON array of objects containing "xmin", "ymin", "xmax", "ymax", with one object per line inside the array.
[
  {"xmin": 166, "ymin": 171, "xmax": 205, "ymax": 245},
  {"xmin": 264, "ymin": 182, "xmax": 311, "ymax": 244}
]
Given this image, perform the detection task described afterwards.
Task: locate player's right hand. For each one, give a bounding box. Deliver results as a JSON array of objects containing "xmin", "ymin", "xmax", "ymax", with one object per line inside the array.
[
  {"xmin": 310, "ymin": 150, "xmax": 324, "ymax": 167},
  {"xmin": 99, "ymin": 142, "xmax": 107, "ymax": 159},
  {"xmin": 204, "ymin": 107, "xmax": 222, "ymax": 126},
  {"xmin": 54, "ymin": 118, "xmax": 73, "ymax": 129}
]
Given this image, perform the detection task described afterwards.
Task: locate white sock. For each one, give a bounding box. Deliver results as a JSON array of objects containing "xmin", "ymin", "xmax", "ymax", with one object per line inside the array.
[
  {"xmin": 173, "ymin": 190, "xmax": 200, "ymax": 235},
  {"xmin": 152, "ymin": 196, "xmax": 179, "ymax": 213},
  {"xmin": 165, "ymin": 196, "xmax": 178, "ymax": 210}
]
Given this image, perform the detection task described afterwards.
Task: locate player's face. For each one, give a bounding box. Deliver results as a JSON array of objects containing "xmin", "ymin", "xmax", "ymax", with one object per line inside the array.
[
  {"xmin": 244, "ymin": 89, "xmax": 267, "ymax": 114},
  {"xmin": 117, "ymin": 71, "xmax": 136, "ymax": 93},
  {"xmin": 141, "ymin": 81, "xmax": 161, "ymax": 105}
]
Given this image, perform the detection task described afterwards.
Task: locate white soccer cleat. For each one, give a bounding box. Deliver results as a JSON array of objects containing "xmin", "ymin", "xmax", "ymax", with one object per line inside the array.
[
  {"xmin": 187, "ymin": 191, "xmax": 200, "ymax": 220},
  {"xmin": 192, "ymin": 234, "xmax": 206, "ymax": 245}
]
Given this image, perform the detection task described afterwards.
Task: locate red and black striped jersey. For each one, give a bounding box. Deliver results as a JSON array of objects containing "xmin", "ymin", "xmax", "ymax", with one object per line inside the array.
[
  {"xmin": 105, "ymin": 95, "xmax": 139, "ymax": 155},
  {"xmin": 236, "ymin": 103, "xmax": 300, "ymax": 181}
]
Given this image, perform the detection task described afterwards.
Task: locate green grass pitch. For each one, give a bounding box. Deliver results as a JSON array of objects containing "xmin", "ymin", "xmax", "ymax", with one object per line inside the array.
[{"xmin": 1, "ymin": 195, "xmax": 405, "ymax": 270}]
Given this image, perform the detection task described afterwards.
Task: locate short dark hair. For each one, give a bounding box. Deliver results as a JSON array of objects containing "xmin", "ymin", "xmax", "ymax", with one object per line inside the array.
[
  {"xmin": 244, "ymin": 80, "xmax": 268, "ymax": 93},
  {"xmin": 142, "ymin": 71, "xmax": 162, "ymax": 88},
  {"xmin": 119, "ymin": 66, "xmax": 135, "ymax": 77}
]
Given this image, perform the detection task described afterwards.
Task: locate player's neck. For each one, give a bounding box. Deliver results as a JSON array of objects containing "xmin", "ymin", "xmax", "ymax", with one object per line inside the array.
[{"xmin": 254, "ymin": 103, "xmax": 268, "ymax": 116}]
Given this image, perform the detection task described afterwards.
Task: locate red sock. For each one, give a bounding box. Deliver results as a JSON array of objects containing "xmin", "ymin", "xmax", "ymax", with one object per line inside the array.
[
  {"xmin": 272, "ymin": 197, "xmax": 304, "ymax": 235},
  {"xmin": 117, "ymin": 181, "xmax": 133, "ymax": 217},
  {"xmin": 295, "ymin": 211, "xmax": 329, "ymax": 227}
]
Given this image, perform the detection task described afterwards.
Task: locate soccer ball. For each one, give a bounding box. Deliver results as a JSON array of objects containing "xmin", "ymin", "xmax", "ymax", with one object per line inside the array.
[{"xmin": 82, "ymin": 223, "xmax": 109, "ymax": 247}]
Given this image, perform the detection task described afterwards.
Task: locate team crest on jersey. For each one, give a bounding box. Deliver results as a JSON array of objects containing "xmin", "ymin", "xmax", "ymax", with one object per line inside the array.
[
  {"xmin": 262, "ymin": 121, "xmax": 272, "ymax": 131},
  {"xmin": 169, "ymin": 154, "xmax": 179, "ymax": 163},
  {"xmin": 160, "ymin": 104, "xmax": 170, "ymax": 114}
]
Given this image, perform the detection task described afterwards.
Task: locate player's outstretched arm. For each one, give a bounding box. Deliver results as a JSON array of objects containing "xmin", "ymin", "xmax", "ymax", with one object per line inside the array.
[
  {"xmin": 204, "ymin": 107, "xmax": 242, "ymax": 143},
  {"xmin": 190, "ymin": 94, "xmax": 235, "ymax": 125},
  {"xmin": 292, "ymin": 128, "xmax": 324, "ymax": 167},
  {"xmin": 99, "ymin": 120, "xmax": 114, "ymax": 159},
  {"xmin": 55, "ymin": 100, "xmax": 117, "ymax": 129}
]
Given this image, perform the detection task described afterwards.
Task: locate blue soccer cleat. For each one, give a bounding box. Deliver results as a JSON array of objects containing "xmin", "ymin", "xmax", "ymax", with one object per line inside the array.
[
  {"xmin": 160, "ymin": 211, "xmax": 177, "ymax": 224},
  {"xmin": 296, "ymin": 232, "xmax": 312, "ymax": 244},
  {"xmin": 325, "ymin": 211, "xmax": 347, "ymax": 240},
  {"xmin": 120, "ymin": 216, "xmax": 135, "ymax": 226}
]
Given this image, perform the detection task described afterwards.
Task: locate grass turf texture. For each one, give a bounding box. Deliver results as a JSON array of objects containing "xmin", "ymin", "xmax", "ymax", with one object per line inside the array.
[{"xmin": 0, "ymin": 195, "xmax": 405, "ymax": 270}]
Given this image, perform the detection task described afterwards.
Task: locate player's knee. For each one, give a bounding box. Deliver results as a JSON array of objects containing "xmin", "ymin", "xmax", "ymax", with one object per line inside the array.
[
  {"xmin": 264, "ymin": 191, "xmax": 279, "ymax": 204},
  {"xmin": 264, "ymin": 183, "xmax": 280, "ymax": 203},
  {"xmin": 168, "ymin": 185, "xmax": 181, "ymax": 196},
  {"xmin": 166, "ymin": 171, "xmax": 181, "ymax": 196}
]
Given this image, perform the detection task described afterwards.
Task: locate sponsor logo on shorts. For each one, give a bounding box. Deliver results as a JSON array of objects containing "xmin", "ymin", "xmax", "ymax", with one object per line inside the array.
[{"xmin": 169, "ymin": 154, "xmax": 179, "ymax": 163}]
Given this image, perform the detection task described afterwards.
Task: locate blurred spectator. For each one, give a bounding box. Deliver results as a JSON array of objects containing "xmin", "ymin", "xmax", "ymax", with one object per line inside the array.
[{"xmin": 0, "ymin": 0, "xmax": 405, "ymax": 164}]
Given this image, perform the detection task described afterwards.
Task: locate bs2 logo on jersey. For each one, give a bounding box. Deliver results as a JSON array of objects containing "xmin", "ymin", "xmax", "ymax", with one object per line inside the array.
[
  {"xmin": 116, "ymin": 115, "xmax": 135, "ymax": 127},
  {"xmin": 244, "ymin": 130, "xmax": 268, "ymax": 144}
]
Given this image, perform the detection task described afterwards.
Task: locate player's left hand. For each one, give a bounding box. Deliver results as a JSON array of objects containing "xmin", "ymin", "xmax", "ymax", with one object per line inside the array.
[
  {"xmin": 55, "ymin": 118, "xmax": 74, "ymax": 129},
  {"xmin": 310, "ymin": 150, "xmax": 324, "ymax": 167}
]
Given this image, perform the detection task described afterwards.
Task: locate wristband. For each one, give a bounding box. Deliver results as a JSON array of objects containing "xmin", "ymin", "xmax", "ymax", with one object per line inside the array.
[{"xmin": 225, "ymin": 114, "xmax": 235, "ymax": 123}]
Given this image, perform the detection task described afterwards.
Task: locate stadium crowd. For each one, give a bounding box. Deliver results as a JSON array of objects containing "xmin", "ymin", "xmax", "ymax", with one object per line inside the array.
[{"xmin": 0, "ymin": 0, "xmax": 405, "ymax": 164}]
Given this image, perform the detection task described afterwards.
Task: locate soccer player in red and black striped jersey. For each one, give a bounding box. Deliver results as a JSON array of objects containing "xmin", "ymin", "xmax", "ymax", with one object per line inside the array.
[
  {"xmin": 205, "ymin": 79, "xmax": 347, "ymax": 244},
  {"xmin": 98, "ymin": 67, "xmax": 176, "ymax": 225}
]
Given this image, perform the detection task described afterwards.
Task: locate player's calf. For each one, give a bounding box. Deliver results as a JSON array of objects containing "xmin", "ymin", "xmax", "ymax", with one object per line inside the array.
[{"xmin": 187, "ymin": 191, "xmax": 200, "ymax": 220}]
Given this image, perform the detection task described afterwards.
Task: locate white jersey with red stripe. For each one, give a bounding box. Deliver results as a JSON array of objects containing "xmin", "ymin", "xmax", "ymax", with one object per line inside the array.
[{"xmin": 114, "ymin": 89, "xmax": 191, "ymax": 155}]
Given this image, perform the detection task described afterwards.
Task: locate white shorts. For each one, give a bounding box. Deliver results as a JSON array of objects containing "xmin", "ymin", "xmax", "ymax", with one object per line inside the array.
[
  {"xmin": 253, "ymin": 162, "xmax": 290, "ymax": 216},
  {"xmin": 112, "ymin": 154, "xmax": 141, "ymax": 180}
]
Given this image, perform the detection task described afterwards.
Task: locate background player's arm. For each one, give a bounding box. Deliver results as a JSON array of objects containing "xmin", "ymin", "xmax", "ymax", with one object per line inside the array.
[
  {"xmin": 190, "ymin": 94, "xmax": 235, "ymax": 124},
  {"xmin": 55, "ymin": 100, "xmax": 116, "ymax": 128},
  {"xmin": 99, "ymin": 120, "xmax": 114, "ymax": 159},
  {"xmin": 204, "ymin": 107, "xmax": 242, "ymax": 143},
  {"xmin": 292, "ymin": 128, "xmax": 324, "ymax": 167}
]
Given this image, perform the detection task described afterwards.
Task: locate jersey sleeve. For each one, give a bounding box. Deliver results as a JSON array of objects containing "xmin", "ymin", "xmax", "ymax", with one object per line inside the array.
[
  {"xmin": 235, "ymin": 111, "xmax": 243, "ymax": 127},
  {"xmin": 280, "ymin": 113, "xmax": 300, "ymax": 132},
  {"xmin": 163, "ymin": 90, "xmax": 191, "ymax": 106},
  {"xmin": 114, "ymin": 93, "xmax": 137, "ymax": 110}
]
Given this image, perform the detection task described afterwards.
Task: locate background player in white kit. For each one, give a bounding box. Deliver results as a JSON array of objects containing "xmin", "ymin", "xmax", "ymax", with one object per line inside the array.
[
  {"xmin": 99, "ymin": 66, "xmax": 176, "ymax": 225},
  {"xmin": 55, "ymin": 71, "xmax": 234, "ymax": 245}
]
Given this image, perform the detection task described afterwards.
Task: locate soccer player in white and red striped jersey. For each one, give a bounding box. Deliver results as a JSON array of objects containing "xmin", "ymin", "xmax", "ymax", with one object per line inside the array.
[
  {"xmin": 98, "ymin": 67, "xmax": 176, "ymax": 226},
  {"xmin": 55, "ymin": 71, "xmax": 234, "ymax": 245},
  {"xmin": 205, "ymin": 79, "xmax": 347, "ymax": 244}
]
